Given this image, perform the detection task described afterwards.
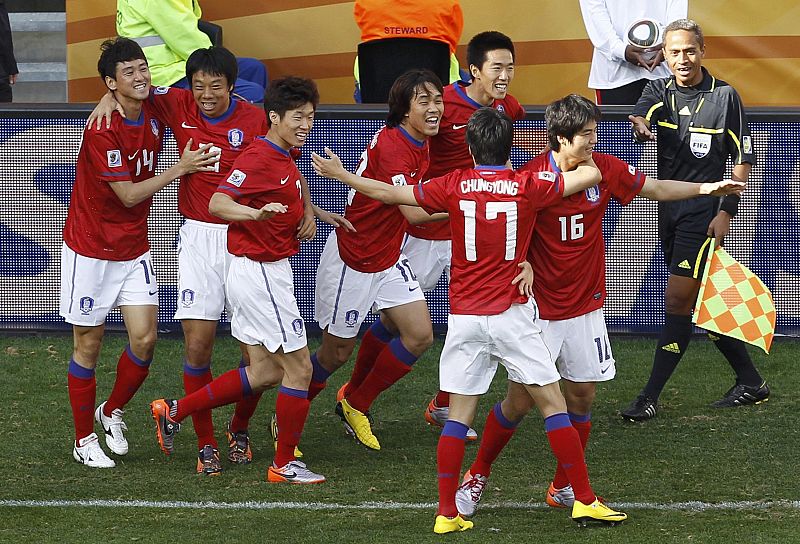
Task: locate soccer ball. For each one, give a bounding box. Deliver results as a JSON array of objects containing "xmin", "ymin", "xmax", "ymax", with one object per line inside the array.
[{"xmin": 626, "ymin": 18, "xmax": 664, "ymax": 62}]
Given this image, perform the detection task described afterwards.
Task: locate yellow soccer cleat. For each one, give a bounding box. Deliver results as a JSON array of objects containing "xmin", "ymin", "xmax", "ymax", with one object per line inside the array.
[
  {"xmin": 433, "ymin": 515, "xmax": 474, "ymax": 534},
  {"xmin": 336, "ymin": 399, "xmax": 380, "ymax": 450},
  {"xmin": 572, "ymin": 498, "xmax": 627, "ymax": 527},
  {"xmin": 270, "ymin": 413, "xmax": 303, "ymax": 458}
]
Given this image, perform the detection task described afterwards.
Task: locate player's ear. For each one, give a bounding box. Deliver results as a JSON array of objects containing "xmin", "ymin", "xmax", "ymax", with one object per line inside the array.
[
  {"xmin": 269, "ymin": 110, "xmax": 280, "ymax": 125},
  {"xmin": 105, "ymin": 76, "xmax": 117, "ymax": 91}
]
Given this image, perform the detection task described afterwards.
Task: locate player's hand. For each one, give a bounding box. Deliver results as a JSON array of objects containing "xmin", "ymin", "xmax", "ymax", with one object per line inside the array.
[
  {"xmin": 296, "ymin": 207, "xmax": 317, "ymax": 241},
  {"xmin": 700, "ymin": 179, "xmax": 746, "ymax": 197},
  {"xmin": 178, "ymin": 139, "xmax": 220, "ymax": 174},
  {"xmin": 9, "ymin": 74, "xmax": 17, "ymax": 85},
  {"xmin": 315, "ymin": 205, "xmax": 356, "ymax": 232},
  {"xmin": 707, "ymin": 211, "xmax": 732, "ymax": 247},
  {"xmin": 254, "ymin": 202, "xmax": 288, "ymax": 221},
  {"xmin": 629, "ymin": 115, "xmax": 654, "ymax": 142},
  {"xmin": 511, "ymin": 261, "xmax": 534, "ymax": 298},
  {"xmin": 87, "ymin": 91, "xmax": 124, "ymax": 129},
  {"xmin": 311, "ymin": 147, "xmax": 346, "ymax": 180}
]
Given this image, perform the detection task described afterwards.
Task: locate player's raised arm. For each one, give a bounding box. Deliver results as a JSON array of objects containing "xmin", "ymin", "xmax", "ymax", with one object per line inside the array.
[
  {"xmin": 638, "ymin": 177, "xmax": 745, "ymax": 201},
  {"xmin": 208, "ymin": 192, "xmax": 287, "ymax": 222},
  {"xmin": 561, "ymin": 157, "xmax": 603, "ymax": 197},
  {"xmin": 312, "ymin": 146, "xmax": 419, "ymax": 206},
  {"xmin": 110, "ymin": 139, "xmax": 218, "ymax": 207}
]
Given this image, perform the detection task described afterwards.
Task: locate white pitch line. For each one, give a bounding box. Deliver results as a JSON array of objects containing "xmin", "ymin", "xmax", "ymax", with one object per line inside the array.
[{"xmin": 1, "ymin": 499, "xmax": 799, "ymax": 511}]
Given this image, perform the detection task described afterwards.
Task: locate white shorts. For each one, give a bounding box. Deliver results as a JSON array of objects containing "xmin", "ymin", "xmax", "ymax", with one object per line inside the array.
[
  {"xmin": 540, "ymin": 308, "xmax": 616, "ymax": 382},
  {"xmin": 315, "ymin": 231, "xmax": 425, "ymax": 339},
  {"xmin": 439, "ymin": 300, "xmax": 559, "ymax": 395},
  {"xmin": 225, "ymin": 256, "xmax": 306, "ymax": 353},
  {"xmin": 59, "ymin": 243, "xmax": 158, "ymax": 327},
  {"xmin": 173, "ymin": 219, "xmax": 233, "ymax": 321},
  {"xmin": 401, "ymin": 234, "xmax": 451, "ymax": 292}
]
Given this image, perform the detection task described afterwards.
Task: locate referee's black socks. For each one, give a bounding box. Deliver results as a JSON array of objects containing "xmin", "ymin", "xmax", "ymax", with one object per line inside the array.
[
  {"xmin": 642, "ymin": 313, "xmax": 693, "ymax": 400},
  {"xmin": 709, "ymin": 333, "xmax": 763, "ymax": 387}
]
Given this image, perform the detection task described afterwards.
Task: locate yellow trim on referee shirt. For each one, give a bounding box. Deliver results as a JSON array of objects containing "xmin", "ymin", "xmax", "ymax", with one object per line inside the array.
[
  {"xmin": 645, "ymin": 102, "xmax": 664, "ymax": 122},
  {"xmin": 689, "ymin": 127, "xmax": 725, "ymax": 134},
  {"xmin": 657, "ymin": 120, "xmax": 678, "ymax": 129},
  {"xmin": 727, "ymin": 129, "xmax": 744, "ymax": 163},
  {"xmin": 693, "ymin": 237, "xmax": 714, "ymax": 279},
  {"xmin": 695, "ymin": 97, "xmax": 705, "ymax": 113}
]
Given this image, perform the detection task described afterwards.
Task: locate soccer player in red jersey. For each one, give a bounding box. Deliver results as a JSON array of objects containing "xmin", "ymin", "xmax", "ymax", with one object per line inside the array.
[
  {"xmin": 454, "ymin": 95, "xmax": 744, "ymax": 514},
  {"xmin": 312, "ymin": 106, "xmax": 630, "ymax": 532},
  {"xmin": 150, "ymin": 76, "xmax": 326, "ymax": 485},
  {"xmin": 305, "ymin": 70, "xmax": 444, "ymax": 452},
  {"xmin": 61, "ymin": 37, "xmax": 218, "ymax": 468},
  {"xmin": 411, "ymin": 31, "xmax": 525, "ymax": 435},
  {"xmin": 89, "ymin": 47, "xmax": 350, "ymax": 474}
]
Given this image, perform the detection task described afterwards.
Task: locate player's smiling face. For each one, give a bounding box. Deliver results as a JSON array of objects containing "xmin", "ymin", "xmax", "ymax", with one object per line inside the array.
[
  {"xmin": 663, "ymin": 29, "xmax": 705, "ymax": 87},
  {"xmin": 192, "ymin": 70, "xmax": 232, "ymax": 118},
  {"xmin": 268, "ymin": 102, "xmax": 315, "ymax": 150},
  {"xmin": 470, "ymin": 49, "xmax": 515, "ymax": 105},
  {"xmin": 560, "ymin": 120, "xmax": 597, "ymax": 163},
  {"xmin": 400, "ymin": 82, "xmax": 444, "ymax": 141},
  {"xmin": 108, "ymin": 58, "xmax": 150, "ymax": 102}
]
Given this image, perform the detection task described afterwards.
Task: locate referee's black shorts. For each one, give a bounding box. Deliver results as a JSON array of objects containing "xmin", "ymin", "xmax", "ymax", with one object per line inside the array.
[{"xmin": 658, "ymin": 196, "xmax": 719, "ymax": 279}]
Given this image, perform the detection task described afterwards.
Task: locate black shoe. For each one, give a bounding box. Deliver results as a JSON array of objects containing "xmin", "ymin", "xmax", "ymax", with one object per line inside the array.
[
  {"xmin": 621, "ymin": 394, "xmax": 658, "ymax": 421},
  {"xmin": 711, "ymin": 381, "xmax": 770, "ymax": 407}
]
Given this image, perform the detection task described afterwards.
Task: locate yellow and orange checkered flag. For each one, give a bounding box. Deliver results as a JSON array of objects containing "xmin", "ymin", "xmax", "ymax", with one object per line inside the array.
[{"xmin": 693, "ymin": 241, "xmax": 776, "ymax": 353}]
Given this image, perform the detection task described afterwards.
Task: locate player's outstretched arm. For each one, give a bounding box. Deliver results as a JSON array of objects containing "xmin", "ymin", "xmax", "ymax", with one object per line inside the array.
[
  {"xmin": 209, "ymin": 192, "xmax": 287, "ymax": 222},
  {"xmin": 311, "ymin": 147, "xmax": 418, "ymax": 206},
  {"xmin": 638, "ymin": 177, "xmax": 746, "ymax": 201},
  {"xmin": 312, "ymin": 204, "xmax": 356, "ymax": 232},
  {"xmin": 109, "ymin": 139, "xmax": 219, "ymax": 207},
  {"xmin": 561, "ymin": 158, "xmax": 602, "ymax": 197}
]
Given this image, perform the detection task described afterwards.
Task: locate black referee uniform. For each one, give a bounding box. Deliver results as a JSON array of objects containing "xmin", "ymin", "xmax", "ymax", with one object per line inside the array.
[{"xmin": 632, "ymin": 66, "xmax": 755, "ymax": 279}]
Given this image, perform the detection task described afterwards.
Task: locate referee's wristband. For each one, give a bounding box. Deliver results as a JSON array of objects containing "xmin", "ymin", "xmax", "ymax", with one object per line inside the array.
[{"xmin": 719, "ymin": 194, "xmax": 740, "ymax": 217}]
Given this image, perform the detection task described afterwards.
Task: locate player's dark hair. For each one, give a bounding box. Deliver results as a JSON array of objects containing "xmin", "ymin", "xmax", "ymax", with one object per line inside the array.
[
  {"xmin": 97, "ymin": 37, "xmax": 147, "ymax": 81},
  {"xmin": 545, "ymin": 94, "xmax": 601, "ymax": 151},
  {"xmin": 264, "ymin": 76, "xmax": 320, "ymax": 119},
  {"xmin": 185, "ymin": 46, "xmax": 238, "ymax": 91},
  {"xmin": 664, "ymin": 18, "xmax": 704, "ymax": 48},
  {"xmin": 465, "ymin": 107, "xmax": 513, "ymax": 166},
  {"xmin": 467, "ymin": 31, "xmax": 515, "ymax": 76},
  {"xmin": 386, "ymin": 69, "xmax": 444, "ymax": 128}
]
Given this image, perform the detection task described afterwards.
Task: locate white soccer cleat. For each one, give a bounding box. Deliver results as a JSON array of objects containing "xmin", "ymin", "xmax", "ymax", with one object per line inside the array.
[
  {"xmin": 73, "ymin": 433, "xmax": 116, "ymax": 468},
  {"xmin": 95, "ymin": 402, "xmax": 129, "ymax": 455},
  {"xmin": 424, "ymin": 400, "xmax": 478, "ymax": 440},
  {"xmin": 455, "ymin": 470, "xmax": 488, "ymax": 517}
]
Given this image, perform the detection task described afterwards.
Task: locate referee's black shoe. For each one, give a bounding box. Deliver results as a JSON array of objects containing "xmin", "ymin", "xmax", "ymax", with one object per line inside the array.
[
  {"xmin": 711, "ymin": 381, "xmax": 770, "ymax": 408},
  {"xmin": 620, "ymin": 393, "xmax": 658, "ymax": 422}
]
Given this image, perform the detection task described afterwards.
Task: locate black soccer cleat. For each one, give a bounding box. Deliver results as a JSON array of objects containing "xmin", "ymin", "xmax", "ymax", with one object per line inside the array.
[
  {"xmin": 711, "ymin": 381, "xmax": 770, "ymax": 408},
  {"xmin": 621, "ymin": 394, "xmax": 658, "ymax": 422}
]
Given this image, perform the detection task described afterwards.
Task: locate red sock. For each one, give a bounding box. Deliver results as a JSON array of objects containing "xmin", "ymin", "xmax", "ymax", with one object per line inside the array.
[
  {"xmin": 230, "ymin": 393, "xmax": 263, "ymax": 433},
  {"xmin": 174, "ymin": 367, "xmax": 250, "ymax": 422},
  {"xmin": 470, "ymin": 403, "xmax": 519, "ymax": 477},
  {"xmin": 344, "ymin": 320, "xmax": 392, "ymax": 397},
  {"xmin": 553, "ymin": 414, "xmax": 592, "ymax": 489},
  {"xmin": 273, "ymin": 386, "xmax": 310, "ymax": 467},
  {"xmin": 545, "ymin": 413, "xmax": 594, "ymax": 504},
  {"xmin": 183, "ymin": 362, "xmax": 216, "ymax": 448},
  {"xmin": 434, "ymin": 390, "xmax": 450, "ymax": 407},
  {"xmin": 306, "ymin": 352, "xmax": 330, "ymax": 402},
  {"xmin": 104, "ymin": 346, "xmax": 150, "ymax": 413},
  {"xmin": 68, "ymin": 359, "xmax": 96, "ymax": 442},
  {"xmin": 347, "ymin": 338, "xmax": 416, "ymax": 413},
  {"xmin": 437, "ymin": 421, "xmax": 469, "ymax": 517}
]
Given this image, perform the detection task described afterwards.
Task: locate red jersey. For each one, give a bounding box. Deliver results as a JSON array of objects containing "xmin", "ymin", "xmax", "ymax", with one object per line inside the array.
[
  {"xmin": 337, "ymin": 126, "xmax": 429, "ymax": 273},
  {"xmin": 415, "ymin": 166, "xmax": 564, "ymax": 315},
  {"xmin": 216, "ymin": 137, "xmax": 304, "ymax": 262},
  {"xmin": 522, "ymin": 151, "xmax": 646, "ymax": 320},
  {"xmin": 147, "ymin": 87, "xmax": 268, "ymax": 223},
  {"xmin": 410, "ymin": 81, "xmax": 525, "ymax": 241},
  {"xmin": 63, "ymin": 108, "xmax": 163, "ymax": 261}
]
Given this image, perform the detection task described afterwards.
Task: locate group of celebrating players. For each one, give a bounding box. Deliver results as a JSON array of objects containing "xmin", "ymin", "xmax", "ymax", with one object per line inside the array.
[{"xmin": 61, "ymin": 22, "xmax": 750, "ymax": 534}]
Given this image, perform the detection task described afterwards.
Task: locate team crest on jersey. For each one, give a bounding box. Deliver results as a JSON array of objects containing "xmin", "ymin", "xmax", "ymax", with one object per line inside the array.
[
  {"xmin": 742, "ymin": 135, "xmax": 752, "ymax": 155},
  {"xmin": 228, "ymin": 128, "xmax": 244, "ymax": 148},
  {"xmin": 689, "ymin": 132, "xmax": 712, "ymax": 158},
  {"xmin": 585, "ymin": 185, "xmax": 601, "ymax": 203},
  {"xmin": 344, "ymin": 310, "xmax": 360, "ymax": 327},
  {"xmin": 154, "ymin": 86, "xmax": 170, "ymax": 95},
  {"xmin": 227, "ymin": 169, "xmax": 246, "ymax": 187},
  {"xmin": 538, "ymin": 171, "xmax": 557, "ymax": 183},
  {"xmin": 391, "ymin": 174, "xmax": 408, "ymax": 186},
  {"xmin": 181, "ymin": 289, "xmax": 195, "ymax": 307},
  {"xmin": 628, "ymin": 164, "xmax": 636, "ymax": 176},
  {"xmin": 291, "ymin": 318, "xmax": 304, "ymax": 337},
  {"xmin": 79, "ymin": 296, "xmax": 94, "ymax": 315},
  {"xmin": 150, "ymin": 118, "xmax": 160, "ymax": 136},
  {"xmin": 107, "ymin": 149, "xmax": 122, "ymax": 168},
  {"xmin": 495, "ymin": 104, "xmax": 506, "ymax": 113}
]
